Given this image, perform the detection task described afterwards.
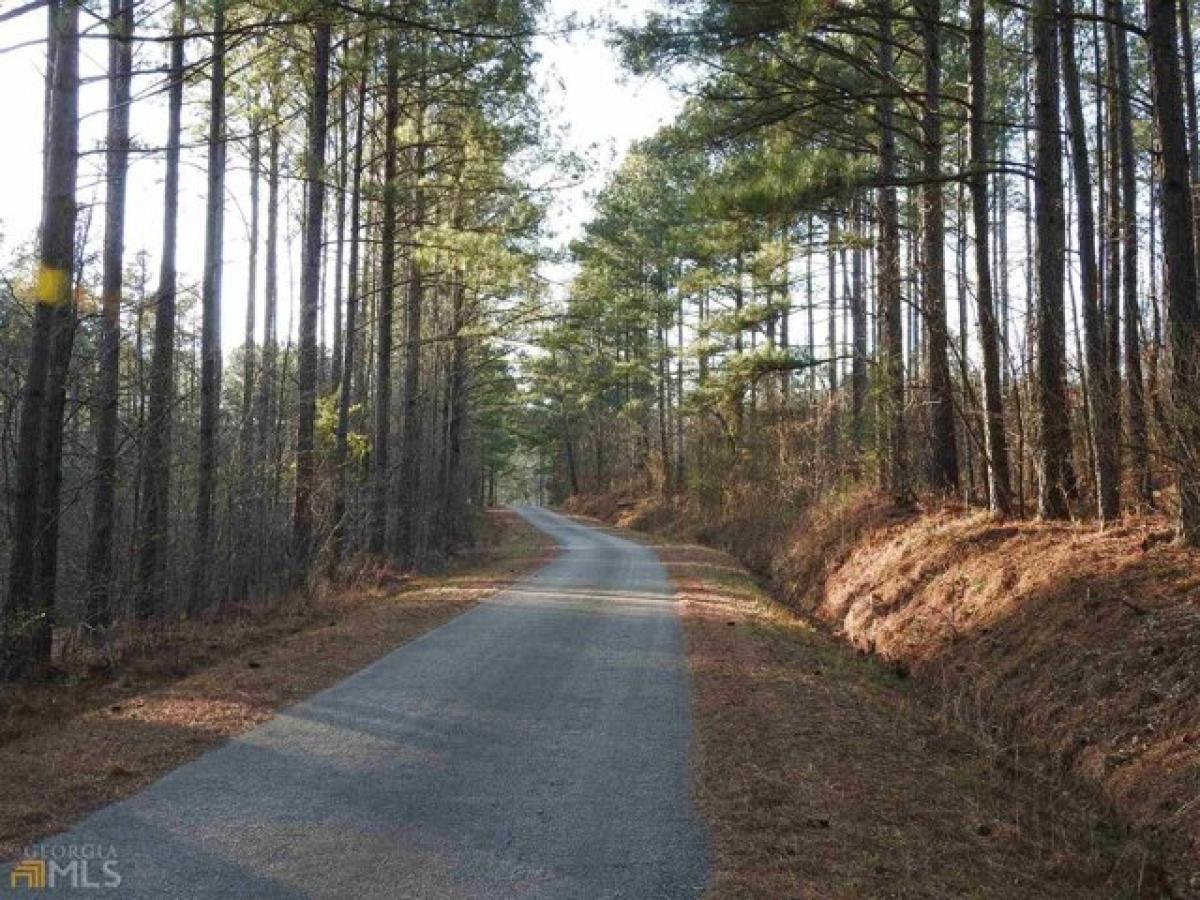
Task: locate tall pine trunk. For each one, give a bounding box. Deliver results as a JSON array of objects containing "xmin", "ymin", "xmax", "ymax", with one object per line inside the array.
[
  {"xmin": 330, "ymin": 61, "xmax": 349, "ymax": 394},
  {"xmin": 1032, "ymin": 0, "xmax": 1072, "ymax": 519},
  {"xmin": 1179, "ymin": 0, "xmax": 1200, "ymax": 181},
  {"xmin": 137, "ymin": 0, "xmax": 184, "ymax": 620},
  {"xmin": 241, "ymin": 126, "xmax": 260, "ymax": 452},
  {"xmin": 85, "ymin": 0, "xmax": 134, "ymax": 633},
  {"xmin": 969, "ymin": 0, "xmax": 1013, "ymax": 515},
  {"xmin": 1, "ymin": 0, "xmax": 80, "ymax": 679},
  {"xmin": 256, "ymin": 127, "xmax": 280, "ymax": 477},
  {"xmin": 1109, "ymin": 0, "xmax": 1151, "ymax": 506},
  {"xmin": 1146, "ymin": 0, "xmax": 1200, "ymax": 545},
  {"xmin": 850, "ymin": 202, "xmax": 868, "ymax": 454},
  {"xmin": 191, "ymin": 0, "xmax": 226, "ymax": 612},
  {"xmin": 919, "ymin": 0, "xmax": 959, "ymax": 494},
  {"xmin": 332, "ymin": 34, "xmax": 370, "ymax": 573},
  {"xmin": 826, "ymin": 215, "xmax": 840, "ymax": 460},
  {"xmin": 878, "ymin": 0, "xmax": 910, "ymax": 506},
  {"xmin": 371, "ymin": 24, "xmax": 400, "ymax": 554},
  {"xmin": 397, "ymin": 89, "xmax": 428, "ymax": 567},
  {"xmin": 293, "ymin": 19, "xmax": 332, "ymax": 571},
  {"xmin": 1061, "ymin": 3, "xmax": 1119, "ymax": 520}
]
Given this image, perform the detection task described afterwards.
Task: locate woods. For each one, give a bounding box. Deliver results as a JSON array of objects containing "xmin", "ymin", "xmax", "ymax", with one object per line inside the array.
[
  {"xmin": 0, "ymin": 0, "xmax": 542, "ymax": 679},
  {"xmin": 3, "ymin": 1, "xmax": 1200, "ymax": 893},
  {"xmin": 526, "ymin": 0, "xmax": 1200, "ymax": 556},
  {"xmin": 5, "ymin": 0, "xmax": 1200, "ymax": 679}
]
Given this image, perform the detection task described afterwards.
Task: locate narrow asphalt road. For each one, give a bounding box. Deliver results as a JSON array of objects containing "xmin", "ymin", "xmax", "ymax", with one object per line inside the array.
[{"xmin": 6, "ymin": 507, "xmax": 708, "ymax": 898}]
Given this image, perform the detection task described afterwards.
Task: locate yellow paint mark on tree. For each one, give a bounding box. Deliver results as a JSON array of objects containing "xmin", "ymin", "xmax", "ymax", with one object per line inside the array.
[{"xmin": 34, "ymin": 264, "xmax": 69, "ymax": 307}]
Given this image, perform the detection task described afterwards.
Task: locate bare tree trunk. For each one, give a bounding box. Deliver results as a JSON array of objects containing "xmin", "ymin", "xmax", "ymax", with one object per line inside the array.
[
  {"xmin": 371, "ymin": 24, "xmax": 400, "ymax": 554},
  {"xmin": 242, "ymin": 125, "xmax": 260, "ymax": 449},
  {"xmin": 1179, "ymin": 0, "xmax": 1200, "ymax": 182},
  {"xmin": 256, "ymin": 126, "xmax": 280, "ymax": 473},
  {"xmin": 657, "ymin": 316, "xmax": 672, "ymax": 495},
  {"xmin": 850, "ymin": 202, "xmax": 867, "ymax": 454},
  {"xmin": 561, "ymin": 397, "xmax": 580, "ymax": 496},
  {"xmin": 919, "ymin": 0, "xmax": 959, "ymax": 494},
  {"xmin": 732, "ymin": 252, "xmax": 745, "ymax": 443},
  {"xmin": 330, "ymin": 58, "xmax": 349, "ymax": 394},
  {"xmin": 1062, "ymin": 3, "xmax": 1119, "ymax": 520},
  {"xmin": 397, "ymin": 88, "xmax": 428, "ymax": 567},
  {"xmin": 959, "ymin": 141, "xmax": 981, "ymax": 503},
  {"xmin": 806, "ymin": 217, "xmax": 815, "ymax": 393},
  {"xmin": 2, "ymin": 0, "xmax": 79, "ymax": 679},
  {"xmin": 968, "ymin": 0, "xmax": 1013, "ymax": 515},
  {"xmin": 85, "ymin": 0, "xmax": 134, "ymax": 634},
  {"xmin": 444, "ymin": 277, "xmax": 468, "ymax": 543},
  {"xmin": 132, "ymin": 255, "xmax": 148, "ymax": 555},
  {"xmin": 191, "ymin": 0, "xmax": 226, "ymax": 613},
  {"xmin": 998, "ymin": 113, "xmax": 1011, "ymax": 391},
  {"xmin": 1109, "ymin": 0, "xmax": 1152, "ymax": 506},
  {"xmin": 332, "ymin": 33, "xmax": 370, "ymax": 574},
  {"xmin": 878, "ymin": 0, "xmax": 910, "ymax": 506},
  {"xmin": 826, "ymin": 215, "xmax": 839, "ymax": 460},
  {"xmin": 827, "ymin": 215, "xmax": 839, "ymax": 396},
  {"xmin": 293, "ymin": 19, "xmax": 331, "ymax": 572},
  {"xmin": 1103, "ymin": 26, "xmax": 1120, "ymax": 399},
  {"xmin": 676, "ymin": 285, "xmax": 686, "ymax": 488},
  {"xmin": 231, "ymin": 112, "xmax": 261, "ymax": 600},
  {"xmin": 1146, "ymin": 0, "xmax": 1200, "ymax": 545},
  {"xmin": 137, "ymin": 0, "xmax": 184, "ymax": 621},
  {"xmin": 35, "ymin": 241, "xmax": 79, "ymax": 663},
  {"xmin": 1032, "ymin": 0, "xmax": 1072, "ymax": 519},
  {"xmin": 1149, "ymin": 170, "xmax": 1169, "ymax": 440}
]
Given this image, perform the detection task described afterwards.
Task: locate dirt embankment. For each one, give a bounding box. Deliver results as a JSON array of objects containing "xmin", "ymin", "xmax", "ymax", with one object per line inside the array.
[{"xmin": 566, "ymin": 491, "xmax": 1200, "ymax": 896}]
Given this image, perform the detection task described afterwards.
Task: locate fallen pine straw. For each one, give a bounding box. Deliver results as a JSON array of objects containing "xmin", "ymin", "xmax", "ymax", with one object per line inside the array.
[
  {"xmin": 567, "ymin": 494, "xmax": 1186, "ymax": 897},
  {"xmin": 666, "ymin": 538, "xmax": 1160, "ymax": 898}
]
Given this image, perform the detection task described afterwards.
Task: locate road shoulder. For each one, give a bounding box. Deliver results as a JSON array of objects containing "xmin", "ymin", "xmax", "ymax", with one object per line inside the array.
[
  {"xmin": 0, "ymin": 510, "xmax": 555, "ymax": 861},
  {"xmin": 581, "ymin": 519, "xmax": 1148, "ymax": 898}
]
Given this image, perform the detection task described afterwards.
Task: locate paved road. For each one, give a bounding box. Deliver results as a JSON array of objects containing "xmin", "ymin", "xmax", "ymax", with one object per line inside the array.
[{"xmin": 5, "ymin": 507, "xmax": 708, "ymax": 898}]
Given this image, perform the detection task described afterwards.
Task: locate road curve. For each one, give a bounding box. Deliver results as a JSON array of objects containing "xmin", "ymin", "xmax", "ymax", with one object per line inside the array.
[{"xmin": 6, "ymin": 507, "xmax": 709, "ymax": 898}]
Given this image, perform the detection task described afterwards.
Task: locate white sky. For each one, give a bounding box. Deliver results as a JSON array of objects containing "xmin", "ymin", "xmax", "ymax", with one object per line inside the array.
[
  {"xmin": 534, "ymin": 0, "xmax": 682, "ymax": 301},
  {"xmin": 0, "ymin": 0, "xmax": 681, "ymax": 350}
]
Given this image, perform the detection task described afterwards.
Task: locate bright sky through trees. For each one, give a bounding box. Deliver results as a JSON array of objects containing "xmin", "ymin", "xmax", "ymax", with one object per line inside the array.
[{"xmin": 0, "ymin": 0, "xmax": 680, "ymax": 349}]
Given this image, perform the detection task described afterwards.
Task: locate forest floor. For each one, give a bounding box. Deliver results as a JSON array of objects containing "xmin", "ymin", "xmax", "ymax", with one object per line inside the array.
[
  {"xmin": 0, "ymin": 509, "xmax": 555, "ymax": 861},
  {"xmin": 566, "ymin": 496, "xmax": 1193, "ymax": 897}
]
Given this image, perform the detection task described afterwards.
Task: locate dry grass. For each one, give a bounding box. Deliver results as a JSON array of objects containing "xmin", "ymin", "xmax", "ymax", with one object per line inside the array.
[
  {"xmin": 0, "ymin": 510, "xmax": 555, "ymax": 860},
  {"xmin": 569, "ymin": 490, "xmax": 1198, "ymax": 896},
  {"xmin": 661, "ymin": 539, "xmax": 1160, "ymax": 898},
  {"xmin": 816, "ymin": 508, "xmax": 1200, "ymax": 895}
]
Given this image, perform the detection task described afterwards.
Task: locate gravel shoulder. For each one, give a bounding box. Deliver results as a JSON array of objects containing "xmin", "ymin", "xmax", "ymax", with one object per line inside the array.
[{"xmin": 648, "ymin": 531, "xmax": 1148, "ymax": 898}]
